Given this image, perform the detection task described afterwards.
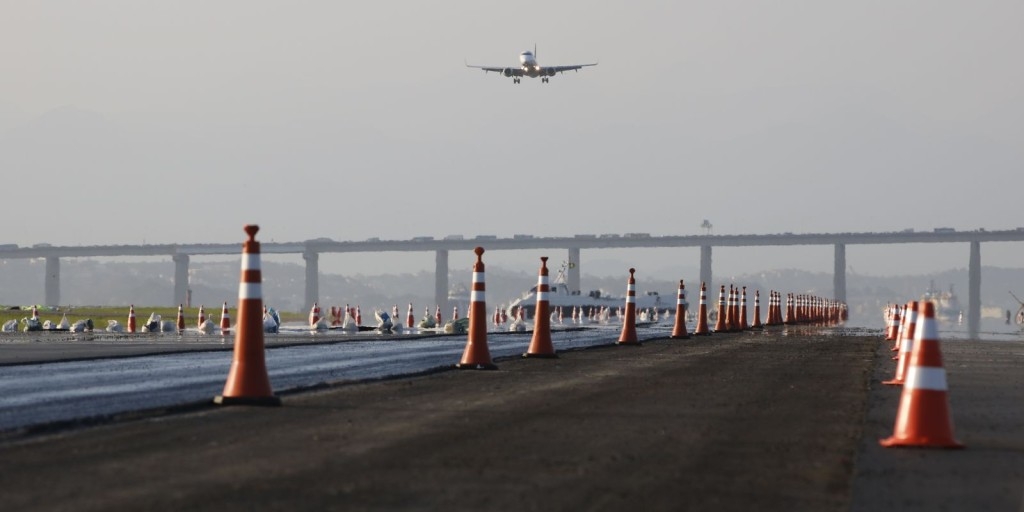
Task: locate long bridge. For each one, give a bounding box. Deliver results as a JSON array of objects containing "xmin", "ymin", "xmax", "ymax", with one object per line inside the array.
[{"xmin": 3, "ymin": 228, "xmax": 1023, "ymax": 337}]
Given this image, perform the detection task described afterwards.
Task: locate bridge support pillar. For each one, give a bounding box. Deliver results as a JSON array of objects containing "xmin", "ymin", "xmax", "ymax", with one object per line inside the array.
[
  {"xmin": 833, "ymin": 243, "xmax": 847, "ymax": 303},
  {"xmin": 304, "ymin": 250, "xmax": 319, "ymax": 312},
  {"xmin": 700, "ymin": 245, "xmax": 712, "ymax": 290},
  {"xmin": 968, "ymin": 241, "xmax": 981, "ymax": 338},
  {"xmin": 435, "ymin": 250, "xmax": 449, "ymax": 312},
  {"xmin": 44, "ymin": 256, "xmax": 60, "ymax": 306},
  {"xmin": 567, "ymin": 247, "xmax": 581, "ymax": 294},
  {"xmin": 173, "ymin": 254, "xmax": 189, "ymax": 306}
]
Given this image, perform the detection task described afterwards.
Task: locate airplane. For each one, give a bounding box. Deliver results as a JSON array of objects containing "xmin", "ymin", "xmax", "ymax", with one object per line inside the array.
[{"xmin": 466, "ymin": 45, "xmax": 597, "ymax": 84}]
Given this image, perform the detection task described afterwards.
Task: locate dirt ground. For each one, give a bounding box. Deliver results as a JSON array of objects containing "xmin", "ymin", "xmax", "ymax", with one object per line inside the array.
[{"xmin": 0, "ymin": 329, "xmax": 1020, "ymax": 511}]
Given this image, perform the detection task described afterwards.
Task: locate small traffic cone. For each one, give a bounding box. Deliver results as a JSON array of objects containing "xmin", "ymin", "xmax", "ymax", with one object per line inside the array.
[
  {"xmin": 220, "ymin": 302, "xmax": 231, "ymax": 335},
  {"xmin": 726, "ymin": 285, "xmax": 736, "ymax": 332},
  {"xmin": 617, "ymin": 268, "xmax": 640, "ymax": 345},
  {"xmin": 407, "ymin": 303, "xmax": 415, "ymax": 328},
  {"xmin": 524, "ymin": 256, "xmax": 557, "ymax": 358},
  {"xmin": 693, "ymin": 282, "xmax": 711, "ymax": 336},
  {"xmin": 453, "ymin": 305, "xmax": 460, "ymax": 321},
  {"xmin": 713, "ymin": 285, "xmax": 727, "ymax": 333},
  {"xmin": 886, "ymin": 305, "xmax": 901, "ymax": 342},
  {"xmin": 880, "ymin": 301, "xmax": 962, "ymax": 448},
  {"xmin": 355, "ymin": 305, "xmax": 362, "ymax": 326},
  {"xmin": 309, "ymin": 302, "xmax": 321, "ymax": 328},
  {"xmin": 31, "ymin": 305, "xmax": 39, "ymax": 321},
  {"xmin": 127, "ymin": 304, "xmax": 137, "ymax": 333},
  {"xmin": 215, "ymin": 225, "xmax": 280, "ymax": 406},
  {"xmin": 457, "ymin": 247, "xmax": 497, "ymax": 370},
  {"xmin": 884, "ymin": 302, "xmax": 918, "ymax": 386},
  {"xmin": 750, "ymin": 291, "xmax": 763, "ymax": 329},
  {"xmin": 670, "ymin": 279, "xmax": 690, "ymax": 339},
  {"xmin": 176, "ymin": 304, "xmax": 185, "ymax": 333},
  {"xmin": 197, "ymin": 305, "xmax": 207, "ymax": 329},
  {"xmin": 738, "ymin": 286, "xmax": 749, "ymax": 330},
  {"xmin": 435, "ymin": 305, "xmax": 443, "ymax": 326}
]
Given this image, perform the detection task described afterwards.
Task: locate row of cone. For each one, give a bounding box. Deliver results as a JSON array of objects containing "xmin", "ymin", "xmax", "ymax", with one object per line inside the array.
[
  {"xmin": 879, "ymin": 300, "xmax": 962, "ymax": 449},
  {"xmin": 212, "ymin": 227, "xmax": 852, "ymax": 406}
]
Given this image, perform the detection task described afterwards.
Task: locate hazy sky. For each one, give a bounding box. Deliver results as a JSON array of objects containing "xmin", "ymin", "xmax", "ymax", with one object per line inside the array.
[{"xmin": 2, "ymin": 1, "xmax": 1021, "ymax": 278}]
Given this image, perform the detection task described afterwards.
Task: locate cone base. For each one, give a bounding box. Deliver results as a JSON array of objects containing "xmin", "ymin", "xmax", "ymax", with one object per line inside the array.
[
  {"xmin": 455, "ymin": 362, "xmax": 498, "ymax": 370},
  {"xmin": 879, "ymin": 436, "xmax": 963, "ymax": 449},
  {"xmin": 522, "ymin": 352, "xmax": 558, "ymax": 359},
  {"xmin": 213, "ymin": 395, "xmax": 282, "ymax": 406}
]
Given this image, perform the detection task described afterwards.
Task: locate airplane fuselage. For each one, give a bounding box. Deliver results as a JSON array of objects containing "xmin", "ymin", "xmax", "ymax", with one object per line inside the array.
[{"xmin": 519, "ymin": 51, "xmax": 543, "ymax": 77}]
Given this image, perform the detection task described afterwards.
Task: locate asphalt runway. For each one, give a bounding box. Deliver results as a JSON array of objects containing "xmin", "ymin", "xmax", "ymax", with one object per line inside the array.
[{"xmin": 0, "ymin": 328, "xmax": 1021, "ymax": 511}]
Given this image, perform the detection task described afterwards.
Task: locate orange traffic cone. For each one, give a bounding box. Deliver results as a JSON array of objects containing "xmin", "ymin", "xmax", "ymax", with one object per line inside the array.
[
  {"xmin": 309, "ymin": 302, "xmax": 321, "ymax": 328},
  {"xmin": 884, "ymin": 301, "xmax": 918, "ymax": 386},
  {"xmin": 457, "ymin": 247, "xmax": 497, "ymax": 369},
  {"xmin": 886, "ymin": 305, "xmax": 901, "ymax": 342},
  {"xmin": 524, "ymin": 256, "xmax": 557, "ymax": 358},
  {"xmin": 197, "ymin": 305, "xmax": 207, "ymax": 329},
  {"xmin": 176, "ymin": 304, "xmax": 185, "ymax": 333},
  {"xmin": 693, "ymin": 282, "xmax": 711, "ymax": 336},
  {"xmin": 670, "ymin": 279, "xmax": 690, "ymax": 339},
  {"xmin": 435, "ymin": 305, "xmax": 442, "ymax": 326},
  {"xmin": 220, "ymin": 302, "xmax": 231, "ymax": 335},
  {"xmin": 880, "ymin": 301, "xmax": 962, "ymax": 448},
  {"xmin": 713, "ymin": 285, "xmax": 727, "ymax": 333},
  {"xmin": 750, "ymin": 290, "xmax": 763, "ymax": 329},
  {"xmin": 738, "ymin": 286, "xmax": 749, "ymax": 330},
  {"xmin": 127, "ymin": 304, "xmax": 137, "ymax": 333},
  {"xmin": 407, "ymin": 303, "xmax": 415, "ymax": 328},
  {"xmin": 617, "ymin": 268, "xmax": 640, "ymax": 345},
  {"xmin": 214, "ymin": 225, "xmax": 280, "ymax": 406}
]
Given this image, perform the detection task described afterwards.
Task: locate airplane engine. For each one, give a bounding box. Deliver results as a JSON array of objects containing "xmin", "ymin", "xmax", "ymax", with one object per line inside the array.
[
  {"xmin": 546, "ymin": 69, "xmax": 557, "ymax": 77},
  {"xmin": 502, "ymin": 68, "xmax": 514, "ymax": 77}
]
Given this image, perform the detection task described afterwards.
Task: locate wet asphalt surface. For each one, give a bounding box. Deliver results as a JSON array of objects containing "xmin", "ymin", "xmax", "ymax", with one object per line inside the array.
[{"xmin": 0, "ymin": 326, "xmax": 1021, "ymax": 511}]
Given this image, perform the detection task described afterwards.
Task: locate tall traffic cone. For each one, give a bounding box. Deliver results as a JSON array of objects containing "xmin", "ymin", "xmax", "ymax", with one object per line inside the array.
[
  {"xmin": 750, "ymin": 290, "xmax": 763, "ymax": 329},
  {"xmin": 176, "ymin": 304, "xmax": 185, "ymax": 333},
  {"xmin": 884, "ymin": 302, "xmax": 919, "ymax": 386},
  {"xmin": 524, "ymin": 256, "xmax": 557, "ymax": 358},
  {"xmin": 197, "ymin": 305, "xmax": 207, "ymax": 329},
  {"xmin": 220, "ymin": 302, "xmax": 231, "ymax": 335},
  {"xmin": 670, "ymin": 279, "xmax": 690, "ymax": 339},
  {"xmin": 435, "ymin": 305, "xmax": 443, "ymax": 326},
  {"xmin": 880, "ymin": 301, "xmax": 962, "ymax": 448},
  {"xmin": 457, "ymin": 247, "xmax": 497, "ymax": 370},
  {"xmin": 407, "ymin": 303, "xmax": 415, "ymax": 328},
  {"xmin": 693, "ymin": 282, "xmax": 711, "ymax": 336},
  {"xmin": 617, "ymin": 268, "xmax": 640, "ymax": 345},
  {"xmin": 713, "ymin": 285, "xmax": 727, "ymax": 333},
  {"xmin": 214, "ymin": 225, "xmax": 280, "ymax": 406},
  {"xmin": 127, "ymin": 304, "xmax": 137, "ymax": 333}
]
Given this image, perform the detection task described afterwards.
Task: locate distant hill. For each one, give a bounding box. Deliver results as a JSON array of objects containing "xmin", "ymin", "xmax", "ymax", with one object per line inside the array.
[{"xmin": 1, "ymin": 259, "xmax": 1022, "ymax": 328}]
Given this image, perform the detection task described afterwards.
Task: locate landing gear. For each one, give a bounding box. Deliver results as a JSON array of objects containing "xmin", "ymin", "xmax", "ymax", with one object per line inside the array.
[
  {"xmin": 513, "ymin": 78, "xmax": 520, "ymax": 84},
  {"xmin": 542, "ymin": 77, "xmax": 549, "ymax": 83}
]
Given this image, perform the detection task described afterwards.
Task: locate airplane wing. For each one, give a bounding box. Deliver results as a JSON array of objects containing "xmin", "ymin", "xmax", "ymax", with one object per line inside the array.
[
  {"xmin": 545, "ymin": 63, "xmax": 598, "ymax": 74},
  {"xmin": 465, "ymin": 63, "xmax": 523, "ymax": 76}
]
